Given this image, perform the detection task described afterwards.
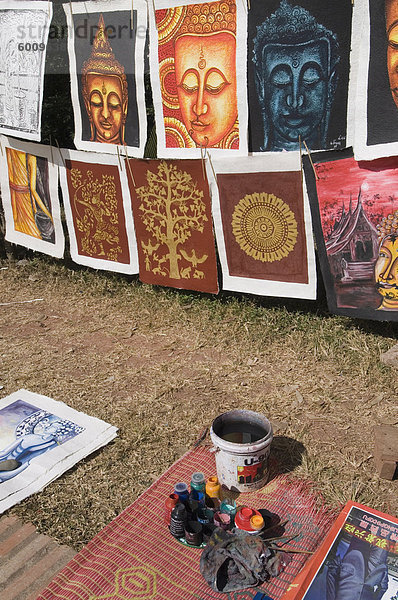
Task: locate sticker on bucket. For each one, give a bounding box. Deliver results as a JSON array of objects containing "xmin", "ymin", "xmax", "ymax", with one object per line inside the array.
[
  {"xmin": 237, "ymin": 460, "xmax": 266, "ymax": 486},
  {"xmin": 210, "ymin": 410, "xmax": 273, "ymax": 492}
]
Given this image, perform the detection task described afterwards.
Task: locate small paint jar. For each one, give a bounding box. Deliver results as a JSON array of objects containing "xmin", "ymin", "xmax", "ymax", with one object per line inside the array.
[
  {"xmin": 185, "ymin": 520, "xmax": 203, "ymax": 546},
  {"xmin": 235, "ymin": 506, "xmax": 263, "ymax": 533},
  {"xmin": 250, "ymin": 514, "xmax": 265, "ymax": 533},
  {"xmin": 164, "ymin": 493, "xmax": 179, "ymax": 526},
  {"xmin": 220, "ymin": 498, "xmax": 237, "ymax": 524},
  {"xmin": 169, "ymin": 503, "xmax": 187, "ymax": 538},
  {"xmin": 190, "ymin": 472, "xmax": 206, "ymax": 507},
  {"xmin": 174, "ymin": 482, "xmax": 189, "ymax": 504},
  {"xmin": 206, "ymin": 476, "xmax": 221, "ymax": 508},
  {"xmin": 197, "ymin": 507, "xmax": 213, "ymax": 525},
  {"xmin": 213, "ymin": 511, "xmax": 231, "ymax": 530}
]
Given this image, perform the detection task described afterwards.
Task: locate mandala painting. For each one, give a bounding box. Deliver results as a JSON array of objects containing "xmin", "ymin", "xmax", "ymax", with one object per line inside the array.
[
  {"xmin": 209, "ymin": 153, "xmax": 316, "ymax": 298},
  {"xmin": 126, "ymin": 158, "xmax": 219, "ymax": 293},
  {"xmin": 149, "ymin": 0, "xmax": 248, "ymax": 158},
  {"xmin": 59, "ymin": 149, "xmax": 138, "ymax": 274}
]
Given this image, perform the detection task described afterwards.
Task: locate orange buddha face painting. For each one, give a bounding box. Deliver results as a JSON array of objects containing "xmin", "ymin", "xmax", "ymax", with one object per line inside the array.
[{"xmin": 156, "ymin": 0, "xmax": 240, "ymax": 150}]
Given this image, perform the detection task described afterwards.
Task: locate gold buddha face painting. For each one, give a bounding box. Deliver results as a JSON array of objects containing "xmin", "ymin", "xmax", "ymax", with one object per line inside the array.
[
  {"xmin": 156, "ymin": 0, "xmax": 239, "ymax": 150},
  {"xmin": 81, "ymin": 15, "xmax": 128, "ymax": 145},
  {"xmin": 375, "ymin": 210, "xmax": 398, "ymax": 310}
]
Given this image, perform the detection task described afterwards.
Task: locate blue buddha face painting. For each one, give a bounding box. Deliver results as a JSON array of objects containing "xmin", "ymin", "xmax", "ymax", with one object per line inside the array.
[
  {"xmin": 249, "ymin": 0, "xmax": 352, "ymax": 153},
  {"xmin": 0, "ymin": 400, "xmax": 84, "ymax": 482}
]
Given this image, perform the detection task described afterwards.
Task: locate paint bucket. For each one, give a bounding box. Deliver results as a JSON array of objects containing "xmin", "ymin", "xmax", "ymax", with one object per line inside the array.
[{"xmin": 210, "ymin": 410, "xmax": 273, "ymax": 492}]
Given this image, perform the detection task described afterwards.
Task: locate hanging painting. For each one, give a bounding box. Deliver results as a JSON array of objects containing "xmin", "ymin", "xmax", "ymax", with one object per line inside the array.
[
  {"xmin": 59, "ymin": 149, "xmax": 138, "ymax": 274},
  {"xmin": 354, "ymin": 0, "xmax": 398, "ymax": 160},
  {"xmin": 209, "ymin": 153, "xmax": 316, "ymax": 298},
  {"xmin": 0, "ymin": 1, "xmax": 52, "ymax": 141},
  {"xmin": 0, "ymin": 136, "xmax": 65, "ymax": 258},
  {"xmin": 64, "ymin": 0, "xmax": 147, "ymax": 157},
  {"xmin": 304, "ymin": 148, "xmax": 398, "ymax": 320},
  {"xmin": 247, "ymin": 0, "xmax": 352, "ymax": 154},
  {"xmin": 149, "ymin": 0, "xmax": 248, "ymax": 158},
  {"xmin": 126, "ymin": 158, "xmax": 219, "ymax": 293}
]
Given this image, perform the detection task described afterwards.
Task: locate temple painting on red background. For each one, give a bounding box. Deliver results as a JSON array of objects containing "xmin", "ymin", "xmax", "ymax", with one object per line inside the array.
[{"xmin": 304, "ymin": 150, "xmax": 398, "ymax": 320}]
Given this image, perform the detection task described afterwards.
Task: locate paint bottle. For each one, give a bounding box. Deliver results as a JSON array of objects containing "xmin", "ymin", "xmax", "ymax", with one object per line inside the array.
[
  {"xmin": 205, "ymin": 476, "xmax": 221, "ymax": 508},
  {"xmin": 250, "ymin": 514, "xmax": 265, "ymax": 533},
  {"xmin": 213, "ymin": 511, "xmax": 231, "ymax": 530},
  {"xmin": 164, "ymin": 493, "xmax": 179, "ymax": 526},
  {"xmin": 184, "ymin": 521, "xmax": 203, "ymax": 546},
  {"xmin": 190, "ymin": 472, "xmax": 206, "ymax": 507},
  {"xmin": 174, "ymin": 482, "xmax": 189, "ymax": 504},
  {"xmin": 234, "ymin": 506, "xmax": 263, "ymax": 533},
  {"xmin": 169, "ymin": 503, "xmax": 187, "ymax": 538},
  {"xmin": 220, "ymin": 498, "xmax": 237, "ymax": 524}
]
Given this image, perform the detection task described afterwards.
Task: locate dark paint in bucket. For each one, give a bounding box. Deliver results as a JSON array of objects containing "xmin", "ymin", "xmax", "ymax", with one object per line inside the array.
[{"xmin": 212, "ymin": 412, "xmax": 269, "ymax": 444}]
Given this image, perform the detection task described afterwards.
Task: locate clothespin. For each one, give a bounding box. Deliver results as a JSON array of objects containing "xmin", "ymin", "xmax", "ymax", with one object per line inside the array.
[
  {"xmin": 131, "ymin": 0, "xmax": 134, "ymax": 30},
  {"xmin": 302, "ymin": 139, "xmax": 319, "ymax": 181},
  {"xmin": 207, "ymin": 151, "xmax": 217, "ymax": 183},
  {"xmin": 49, "ymin": 134, "xmax": 54, "ymax": 164},
  {"xmin": 116, "ymin": 145, "xmax": 123, "ymax": 170},
  {"xmin": 298, "ymin": 135, "xmax": 303, "ymax": 186},
  {"xmin": 200, "ymin": 142, "xmax": 207, "ymax": 180},
  {"xmin": 151, "ymin": 0, "xmax": 158, "ymax": 30},
  {"xmin": 246, "ymin": 0, "xmax": 250, "ymax": 11},
  {"xmin": 123, "ymin": 143, "xmax": 136, "ymax": 187},
  {"xmin": 54, "ymin": 138, "xmax": 67, "ymax": 169}
]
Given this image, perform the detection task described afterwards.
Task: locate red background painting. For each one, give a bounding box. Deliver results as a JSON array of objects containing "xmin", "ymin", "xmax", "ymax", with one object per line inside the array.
[{"xmin": 315, "ymin": 156, "xmax": 398, "ymax": 240}]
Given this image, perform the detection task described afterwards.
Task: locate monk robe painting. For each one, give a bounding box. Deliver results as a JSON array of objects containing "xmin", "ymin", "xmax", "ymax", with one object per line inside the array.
[
  {"xmin": 0, "ymin": 136, "xmax": 64, "ymax": 258},
  {"xmin": 150, "ymin": 0, "xmax": 248, "ymax": 158},
  {"xmin": 208, "ymin": 153, "xmax": 316, "ymax": 299},
  {"xmin": 126, "ymin": 158, "xmax": 219, "ymax": 293},
  {"xmin": 303, "ymin": 147, "xmax": 398, "ymax": 321},
  {"xmin": 64, "ymin": 0, "xmax": 147, "ymax": 157},
  {"xmin": 59, "ymin": 149, "xmax": 138, "ymax": 275}
]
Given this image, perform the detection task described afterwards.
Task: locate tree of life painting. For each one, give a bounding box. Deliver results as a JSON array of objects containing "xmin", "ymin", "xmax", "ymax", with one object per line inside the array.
[
  {"xmin": 130, "ymin": 159, "xmax": 218, "ymax": 293},
  {"xmin": 313, "ymin": 154, "xmax": 398, "ymax": 317}
]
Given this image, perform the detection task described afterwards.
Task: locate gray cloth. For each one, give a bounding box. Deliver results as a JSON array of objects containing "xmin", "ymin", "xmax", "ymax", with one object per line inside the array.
[{"xmin": 199, "ymin": 528, "xmax": 286, "ymax": 593}]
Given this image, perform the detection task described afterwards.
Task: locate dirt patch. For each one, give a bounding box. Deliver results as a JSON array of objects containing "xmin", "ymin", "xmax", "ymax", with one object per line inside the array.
[{"xmin": 0, "ymin": 258, "xmax": 397, "ymax": 550}]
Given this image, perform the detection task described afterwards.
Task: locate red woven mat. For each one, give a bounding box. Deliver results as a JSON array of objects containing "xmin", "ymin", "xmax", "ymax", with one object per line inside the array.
[{"xmin": 37, "ymin": 446, "xmax": 338, "ymax": 600}]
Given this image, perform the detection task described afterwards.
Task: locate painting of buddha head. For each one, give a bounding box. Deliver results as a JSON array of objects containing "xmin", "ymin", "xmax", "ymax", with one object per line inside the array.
[
  {"xmin": 252, "ymin": 0, "xmax": 340, "ymax": 152},
  {"xmin": 81, "ymin": 14, "xmax": 128, "ymax": 145},
  {"xmin": 156, "ymin": 0, "xmax": 239, "ymax": 150}
]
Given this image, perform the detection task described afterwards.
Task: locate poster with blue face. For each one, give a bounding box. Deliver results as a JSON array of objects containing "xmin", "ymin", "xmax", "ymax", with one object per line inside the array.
[
  {"xmin": 0, "ymin": 399, "xmax": 84, "ymax": 483},
  {"xmin": 247, "ymin": 0, "xmax": 352, "ymax": 153}
]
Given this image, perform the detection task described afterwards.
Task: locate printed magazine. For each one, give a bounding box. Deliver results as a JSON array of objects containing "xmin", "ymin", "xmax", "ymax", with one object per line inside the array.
[{"xmin": 282, "ymin": 500, "xmax": 398, "ymax": 600}]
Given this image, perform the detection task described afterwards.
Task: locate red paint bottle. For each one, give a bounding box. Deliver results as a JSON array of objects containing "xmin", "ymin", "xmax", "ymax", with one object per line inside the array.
[{"xmin": 165, "ymin": 493, "xmax": 179, "ymax": 526}]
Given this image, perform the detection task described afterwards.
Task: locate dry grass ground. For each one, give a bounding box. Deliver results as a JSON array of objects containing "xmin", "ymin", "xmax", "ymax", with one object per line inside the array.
[{"xmin": 0, "ymin": 255, "xmax": 397, "ymax": 551}]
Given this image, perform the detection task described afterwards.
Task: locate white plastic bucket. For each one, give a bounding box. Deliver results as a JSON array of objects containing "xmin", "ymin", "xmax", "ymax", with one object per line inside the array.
[{"xmin": 210, "ymin": 410, "xmax": 273, "ymax": 492}]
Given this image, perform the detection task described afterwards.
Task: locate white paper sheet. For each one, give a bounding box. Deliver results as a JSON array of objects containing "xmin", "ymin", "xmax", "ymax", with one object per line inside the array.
[
  {"xmin": 208, "ymin": 152, "xmax": 317, "ymax": 299},
  {"xmin": 149, "ymin": 0, "xmax": 248, "ymax": 158},
  {"xmin": 63, "ymin": 0, "xmax": 147, "ymax": 157},
  {"xmin": 0, "ymin": 389, "xmax": 118, "ymax": 514},
  {"xmin": 0, "ymin": 1, "xmax": 51, "ymax": 141},
  {"xmin": 59, "ymin": 148, "xmax": 139, "ymax": 274},
  {"xmin": 0, "ymin": 135, "xmax": 65, "ymax": 258}
]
